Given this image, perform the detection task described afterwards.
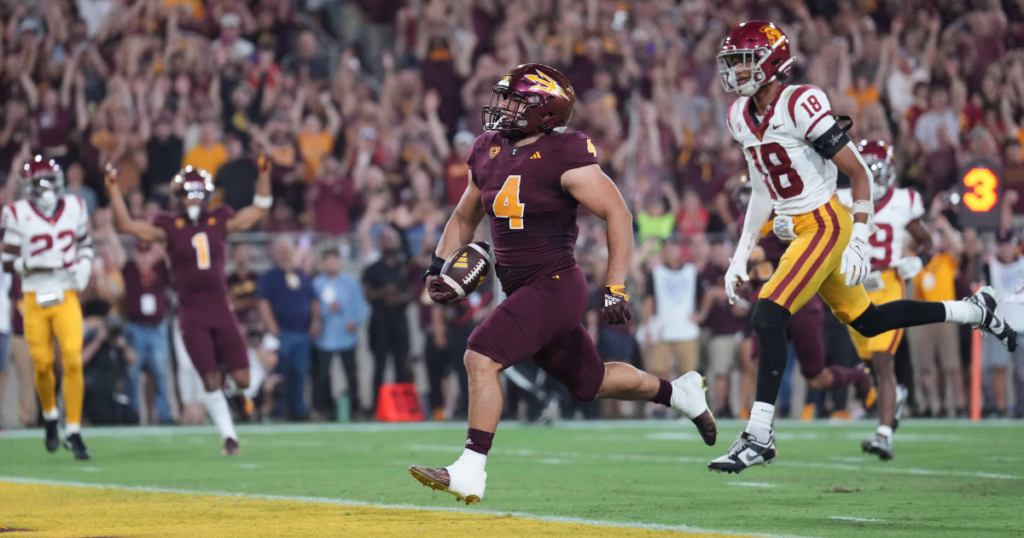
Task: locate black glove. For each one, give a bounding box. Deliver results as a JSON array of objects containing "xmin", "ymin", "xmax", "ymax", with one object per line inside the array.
[
  {"xmin": 601, "ymin": 285, "xmax": 632, "ymax": 325},
  {"xmin": 422, "ymin": 254, "xmax": 445, "ymax": 282}
]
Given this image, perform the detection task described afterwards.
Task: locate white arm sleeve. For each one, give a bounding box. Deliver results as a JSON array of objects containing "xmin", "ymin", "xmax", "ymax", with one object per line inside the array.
[
  {"xmin": 735, "ymin": 178, "xmax": 773, "ymax": 263},
  {"xmin": 0, "ymin": 206, "xmax": 20, "ymax": 263}
]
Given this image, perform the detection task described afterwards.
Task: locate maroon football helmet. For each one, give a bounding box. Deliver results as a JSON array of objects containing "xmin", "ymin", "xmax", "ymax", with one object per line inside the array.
[
  {"xmin": 857, "ymin": 140, "xmax": 896, "ymax": 200},
  {"xmin": 21, "ymin": 155, "xmax": 64, "ymax": 212},
  {"xmin": 481, "ymin": 63, "xmax": 575, "ymax": 138},
  {"xmin": 171, "ymin": 166, "xmax": 215, "ymax": 219},
  {"xmin": 717, "ymin": 21, "xmax": 794, "ymax": 97}
]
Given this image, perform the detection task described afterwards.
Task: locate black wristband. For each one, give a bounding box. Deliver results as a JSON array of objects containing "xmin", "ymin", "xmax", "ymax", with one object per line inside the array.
[
  {"xmin": 812, "ymin": 121, "xmax": 851, "ymax": 159},
  {"xmin": 917, "ymin": 252, "xmax": 932, "ymax": 267},
  {"xmin": 423, "ymin": 254, "xmax": 445, "ymax": 282}
]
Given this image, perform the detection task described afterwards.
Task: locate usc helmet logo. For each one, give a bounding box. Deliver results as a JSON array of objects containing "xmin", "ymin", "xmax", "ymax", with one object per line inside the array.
[
  {"xmin": 760, "ymin": 25, "xmax": 783, "ymax": 45},
  {"xmin": 524, "ymin": 71, "xmax": 568, "ymax": 100}
]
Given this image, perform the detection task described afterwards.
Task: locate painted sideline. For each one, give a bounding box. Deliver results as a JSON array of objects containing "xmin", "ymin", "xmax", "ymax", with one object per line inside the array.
[{"xmin": 0, "ymin": 476, "xmax": 815, "ymax": 538}]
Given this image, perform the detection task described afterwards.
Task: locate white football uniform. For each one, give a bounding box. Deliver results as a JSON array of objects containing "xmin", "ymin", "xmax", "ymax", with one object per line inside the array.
[
  {"xmin": 727, "ymin": 85, "xmax": 840, "ymax": 216},
  {"xmin": 836, "ymin": 187, "xmax": 925, "ymax": 272},
  {"xmin": 1, "ymin": 195, "xmax": 91, "ymax": 293}
]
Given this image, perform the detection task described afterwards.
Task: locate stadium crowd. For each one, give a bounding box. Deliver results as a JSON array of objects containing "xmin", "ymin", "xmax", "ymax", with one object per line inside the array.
[{"xmin": 2, "ymin": 0, "xmax": 1024, "ymax": 428}]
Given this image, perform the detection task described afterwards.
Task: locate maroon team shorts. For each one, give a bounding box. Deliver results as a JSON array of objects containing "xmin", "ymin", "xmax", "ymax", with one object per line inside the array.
[
  {"xmin": 178, "ymin": 305, "xmax": 249, "ymax": 375},
  {"xmin": 467, "ymin": 265, "xmax": 605, "ymax": 402},
  {"xmin": 752, "ymin": 294, "xmax": 827, "ymax": 379}
]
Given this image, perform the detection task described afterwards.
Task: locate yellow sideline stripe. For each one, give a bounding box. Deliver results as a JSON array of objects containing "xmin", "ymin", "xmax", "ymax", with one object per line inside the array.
[{"xmin": 0, "ymin": 482, "xmax": 759, "ymax": 538}]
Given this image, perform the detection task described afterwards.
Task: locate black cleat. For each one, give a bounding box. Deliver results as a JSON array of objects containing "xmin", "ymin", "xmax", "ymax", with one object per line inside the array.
[
  {"xmin": 64, "ymin": 433, "xmax": 90, "ymax": 460},
  {"xmin": 862, "ymin": 434, "xmax": 894, "ymax": 461},
  {"xmin": 44, "ymin": 420, "xmax": 60, "ymax": 452},
  {"xmin": 968, "ymin": 287, "xmax": 1017, "ymax": 351},
  {"xmin": 708, "ymin": 431, "xmax": 776, "ymax": 474}
]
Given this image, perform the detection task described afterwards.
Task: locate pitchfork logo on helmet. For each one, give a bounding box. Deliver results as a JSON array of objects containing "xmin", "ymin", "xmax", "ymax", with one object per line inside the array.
[
  {"xmin": 482, "ymin": 63, "xmax": 575, "ymax": 138},
  {"xmin": 172, "ymin": 166, "xmax": 215, "ymax": 222},
  {"xmin": 717, "ymin": 21, "xmax": 795, "ymax": 97},
  {"xmin": 21, "ymin": 155, "xmax": 64, "ymax": 215},
  {"xmin": 857, "ymin": 140, "xmax": 897, "ymax": 201}
]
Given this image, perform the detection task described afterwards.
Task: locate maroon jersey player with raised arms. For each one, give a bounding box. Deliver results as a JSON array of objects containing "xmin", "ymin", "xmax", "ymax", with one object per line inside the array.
[
  {"xmin": 106, "ymin": 156, "xmax": 272, "ymax": 455},
  {"xmin": 408, "ymin": 63, "xmax": 717, "ymax": 505}
]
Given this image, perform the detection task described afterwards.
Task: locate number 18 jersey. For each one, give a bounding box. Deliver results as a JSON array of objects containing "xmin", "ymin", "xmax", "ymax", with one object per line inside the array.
[
  {"xmin": 467, "ymin": 130, "xmax": 598, "ymax": 293},
  {"xmin": 153, "ymin": 204, "xmax": 234, "ymax": 311},
  {"xmin": 727, "ymin": 85, "xmax": 840, "ymax": 216}
]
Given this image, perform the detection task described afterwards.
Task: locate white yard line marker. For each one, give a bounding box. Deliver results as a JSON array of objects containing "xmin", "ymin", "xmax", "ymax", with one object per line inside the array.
[
  {"xmin": 0, "ymin": 476, "xmax": 817, "ymax": 538},
  {"xmin": 727, "ymin": 482, "xmax": 776, "ymax": 488},
  {"xmin": 827, "ymin": 516, "xmax": 885, "ymax": 523}
]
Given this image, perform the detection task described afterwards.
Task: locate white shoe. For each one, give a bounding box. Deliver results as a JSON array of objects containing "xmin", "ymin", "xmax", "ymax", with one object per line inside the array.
[
  {"xmin": 409, "ymin": 460, "xmax": 487, "ymax": 505},
  {"xmin": 893, "ymin": 384, "xmax": 908, "ymax": 431},
  {"xmin": 670, "ymin": 372, "xmax": 717, "ymax": 446},
  {"xmin": 967, "ymin": 286, "xmax": 1018, "ymax": 351}
]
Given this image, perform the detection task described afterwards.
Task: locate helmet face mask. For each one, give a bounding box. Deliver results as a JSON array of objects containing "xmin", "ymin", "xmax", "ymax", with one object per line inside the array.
[
  {"xmin": 718, "ymin": 49, "xmax": 771, "ymax": 97},
  {"xmin": 856, "ymin": 140, "xmax": 896, "ymax": 201},
  {"xmin": 171, "ymin": 166, "xmax": 215, "ymax": 221}
]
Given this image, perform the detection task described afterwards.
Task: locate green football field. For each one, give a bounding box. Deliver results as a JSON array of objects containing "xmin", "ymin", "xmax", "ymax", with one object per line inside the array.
[{"xmin": 0, "ymin": 419, "xmax": 1021, "ymax": 538}]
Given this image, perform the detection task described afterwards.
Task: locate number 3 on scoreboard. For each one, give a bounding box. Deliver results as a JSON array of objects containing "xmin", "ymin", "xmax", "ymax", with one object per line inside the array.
[
  {"xmin": 192, "ymin": 232, "xmax": 211, "ymax": 270},
  {"xmin": 494, "ymin": 175, "xmax": 525, "ymax": 229}
]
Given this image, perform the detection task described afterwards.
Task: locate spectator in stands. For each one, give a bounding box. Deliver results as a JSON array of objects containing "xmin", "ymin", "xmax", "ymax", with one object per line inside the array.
[
  {"xmin": 81, "ymin": 300, "xmax": 136, "ymax": 425},
  {"xmin": 143, "ymin": 110, "xmax": 185, "ymax": 201},
  {"xmin": 183, "ymin": 121, "xmax": 229, "ymax": 176},
  {"xmin": 312, "ymin": 248, "xmax": 367, "ymax": 420},
  {"xmin": 227, "ymin": 243, "xmax": 261, "ymax": 330},
  {"xmin": 0, "ymin": 270, "xmax": 9, "ymax": 428},
  {"xmin": 643, "ymin": 235, "xmax": 703, "ymax": 386},
  {"xmin": 65, "ymin": 162, "xmax": 97, "ymax": 215},
  {"xmin": 121, "ymin": 242, "xmax": 173, "ymax": 424},
  {"xmin": 257, "ymin": 236, "xmax": 321, "ymax": 421},
  {"xmin": 913, "ymin": 200, "xmax": 966, "ymax": 418},
  {"xmin": 306, "ymin": 154, "xmax": 360, "ymax": 235},
  {"xmin": 362, "ymin": 227, "xmax": 413, "ymax": 411},
  {"xmin": 982, "ymin": 196, "xmax": 1024, "ymax": 418},
  {"xmin": 915, "ymin": 86, "xmax": 961, "ymax": 153},
  {"xmin": 5, "ymin": 274, "xmax": 35, "ymax": 427},
  {"xmin": 216, "ymin": 134, "xmax": 260, "ymax": 214}
]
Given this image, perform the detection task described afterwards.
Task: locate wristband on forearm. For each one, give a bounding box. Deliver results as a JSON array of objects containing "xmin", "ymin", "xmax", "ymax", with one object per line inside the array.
[{"xmin": 422, "ymin": 254, "xmax": 445, "ymax": 282}]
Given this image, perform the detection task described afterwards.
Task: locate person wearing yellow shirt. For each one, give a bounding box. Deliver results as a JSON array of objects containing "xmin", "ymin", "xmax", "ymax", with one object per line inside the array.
[
  {"xmin": 911, "ymin": 212, "xmax": 966, "ymax": 417},
  {"xmin": 182, "ymin": 121, "xmax": 229, "ymax": 176},
  {"xmin": 294, "ymin": 92, "xmax": 342, "ymax": 182}
]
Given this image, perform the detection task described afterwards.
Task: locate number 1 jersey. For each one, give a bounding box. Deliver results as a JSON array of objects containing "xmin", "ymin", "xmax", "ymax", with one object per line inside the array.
[
  {"xmin": 727, "ymin": 85, "xmax": 841, "ymax": 216},
  {"xmin": 467, "ymin": 130, "xmax": 598, "ymax": 293},
  {"xmin": 153, "ymin": 204, "xmax": 234, "ymax": 311}
]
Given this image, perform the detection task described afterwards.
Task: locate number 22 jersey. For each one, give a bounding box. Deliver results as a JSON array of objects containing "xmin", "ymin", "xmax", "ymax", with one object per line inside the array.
[
  {"xmin": 727, "ymin": 85, "xmax": 842, "ymax": 216},
  {"xmin": 152, "ymin": 204, "xmax": 234, "ymax": 313},
  {"xmin": 467, "ymin": 130, "xmax": 598, "ymax": 293}
]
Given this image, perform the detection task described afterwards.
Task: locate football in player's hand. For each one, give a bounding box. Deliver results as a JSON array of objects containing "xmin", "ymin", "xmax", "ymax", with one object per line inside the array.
[{"xmin": 438, "ymin": 242, "xmax": 494, "ymax": 297}]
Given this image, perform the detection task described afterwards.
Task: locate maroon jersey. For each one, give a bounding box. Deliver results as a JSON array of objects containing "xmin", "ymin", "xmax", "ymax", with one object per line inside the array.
[
  {"xmin": 467, "ymin": 130, "xmax": 599, "ymax": 293},
  {"xmin": 122, "ymin": 259, "xmax": 169, "ymax": 325},
  {"xmin": 153, "ymin": 204, "xmax": 235, "ymax": 311}
]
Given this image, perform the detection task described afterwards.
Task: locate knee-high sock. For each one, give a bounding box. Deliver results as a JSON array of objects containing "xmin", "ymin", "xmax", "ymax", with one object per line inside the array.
[
  {"xmin": 828, "ymin": 365, "xmax": 872, "ymax": 399},
  {"xmin": 202, "ymin": 390, "xmax": 237, "ymax": 441},
  {"xmin": 850, "ymin": 301, "xmax": 975, "ymax": 338},
  {"xmin": 244, "ymin": 358, "xmax": 264, "ymax": 400},
  {"xmin": 752, "ymin": 300, "xmax": 792, "ymax": 404},
  {"xmin": 62, "ymin": 351, "xmax": 84, "ymax": 430}
]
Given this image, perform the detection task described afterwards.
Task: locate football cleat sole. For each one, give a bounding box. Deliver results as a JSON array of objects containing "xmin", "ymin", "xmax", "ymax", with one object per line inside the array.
[
  {"xmin": 409, "ymin": 466, "xmax": 480, "ymax": 505},
  {"xmin": 861, "ymin": 439, "xmax": 893, "ymax": 461}
]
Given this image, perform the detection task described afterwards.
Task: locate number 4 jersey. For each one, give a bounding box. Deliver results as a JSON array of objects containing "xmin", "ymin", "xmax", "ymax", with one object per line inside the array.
[
  {"xmin": 153, "ymin": 204, "xmax": 235, "ymax": 311},
  {"xmin": 1, "ymin": 196, "xmax": 89, "ymax": 293},
  {"xmin": 467, "ymin": 130, "xmax": 598, "ymax": 293},
  {"xmin": 727, "ymin": 85, "xmax": 844, "ymax": 216}
]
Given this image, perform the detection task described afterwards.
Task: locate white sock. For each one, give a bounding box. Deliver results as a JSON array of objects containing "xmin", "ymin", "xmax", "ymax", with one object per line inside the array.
[
  {"xmin": 455, "ymin": 448, "xmax": 487, "ymax": 471},
  {"xmin": 202, "ymin": 390, "xmax": 237, "ymax": 441},
  {"xmin": 745, "ymin": 402, "xmax": 775, "ymax": 443},
  {"xmin": 244, "ymin": 362, "xmax": 264, "ymax": 401},
  {"xmin": 43, "ymin": 407, "xmax": 59, "ymax": 421},
  {"xmin": 877, "ymin": 425, "xmax": 893, "ymax": 442},
  {"xmin": 66, "ymin": 423, "xmax": 81, "ymax": 435},
  {"xmin": 943, "ymin": 301, "xmax": 983, "ymax": 325},
  {"xmin": 224, "ymin": 377, "xmax": 242, "ymax": 397}
]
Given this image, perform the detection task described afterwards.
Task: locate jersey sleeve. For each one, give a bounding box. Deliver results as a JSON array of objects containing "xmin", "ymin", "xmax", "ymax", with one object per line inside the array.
[
  {"xmin": 213, "ymin": 203, "xmax": 236, "ymax": 223},
  {"xmin": 557, "ymin": 131, "xmax": 600, "ymax": 175},
  {"xmin": 466, "ymin": 133, "xmax": 493, "ymax": 184},
  {"xmin": 907, "ymin": 189, "xmax": 925, "ymax": 220},
  {"xmin": 789, "ymin": 86, "xmax": 850, "ymax": 159}
]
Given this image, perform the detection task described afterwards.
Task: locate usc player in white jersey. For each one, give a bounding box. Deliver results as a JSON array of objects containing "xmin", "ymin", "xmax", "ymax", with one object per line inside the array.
[
  {"xmin": 711, "ymin": 21, "xmax": 1015, "ymax": 474},
  {"xmin": 0, "ymin": 156, "xmax": 92, "ymax": 460},
  {"xmin": 837, "ymin": 140, "xmax": 933, "ymax": 460}
]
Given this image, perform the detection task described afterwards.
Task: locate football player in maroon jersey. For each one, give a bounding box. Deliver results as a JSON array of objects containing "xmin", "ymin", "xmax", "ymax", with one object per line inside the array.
[
  {"xmin": 408, "ymin": 63, "xmax": 716, "ymax": 505},
  {"xmin": 106, "ymin": 156, "xmax": 272, "ymax": 455}
]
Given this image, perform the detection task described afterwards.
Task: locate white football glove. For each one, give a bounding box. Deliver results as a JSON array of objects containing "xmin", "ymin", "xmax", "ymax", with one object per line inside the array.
[
  {"xmin": 12, "ymin": 257, "xmax": 26, "ymax": 276},
  {"xmin": 841, "ymin": 222, "xmax": 872, "ymax": 287},
  {"xmin": 724, "ymin": 257, "xmax": 750, "ymax": 305},
  {"xmin": 72, "ymin": 258, "xmax": 92, "ymax": 291},
  {"xmin": 892, "ymin": 255, "xmax": 924, "ymax": 280}
]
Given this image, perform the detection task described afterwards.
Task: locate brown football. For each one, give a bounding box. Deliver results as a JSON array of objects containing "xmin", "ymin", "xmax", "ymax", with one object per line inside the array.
[{"xmin": 439, "ymin": 242, "xmax": 494, "ymax": 297}]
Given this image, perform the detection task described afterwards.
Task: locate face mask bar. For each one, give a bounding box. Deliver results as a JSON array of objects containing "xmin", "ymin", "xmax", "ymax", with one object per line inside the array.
[
  {"xmin": 865, "ymin": 158, "xmax": 894, "ymax": 198},
  {"xmin": 717, "ymin": 48, "xmax": 770, "ymax": 96},
  {"xmin": 482, "ymin": 90, "xmax": 534, "ymax": 132}
]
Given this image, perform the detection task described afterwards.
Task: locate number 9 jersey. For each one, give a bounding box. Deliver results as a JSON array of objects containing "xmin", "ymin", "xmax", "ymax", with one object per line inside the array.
[
  {"xmin": 1, "ymin": 195, "xmax": 90, "ymax": 293},
  {"xmin": 727, "ymin": 85, "xmax": 843, "ymax": 216}
]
